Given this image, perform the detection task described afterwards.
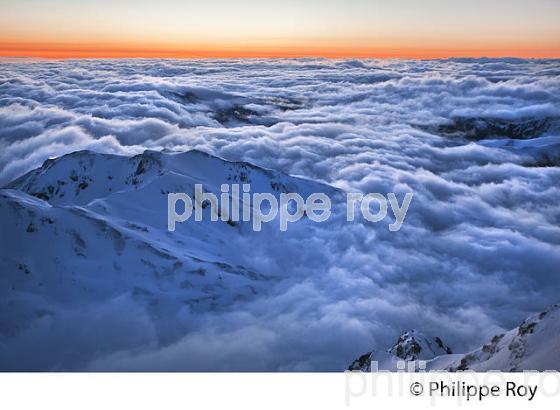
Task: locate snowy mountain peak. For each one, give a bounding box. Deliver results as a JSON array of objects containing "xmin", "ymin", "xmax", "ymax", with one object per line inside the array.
[
  {"xmin": 347, "ymin": 330, "xmax": 453, "ymax": 371},
  {"xmin": 388, "ymin": 329, "xmax": 453, "ymax": 361},
  {"xmin": 5, "ymin": 150, "xmax": 165, "ymax": 206}
]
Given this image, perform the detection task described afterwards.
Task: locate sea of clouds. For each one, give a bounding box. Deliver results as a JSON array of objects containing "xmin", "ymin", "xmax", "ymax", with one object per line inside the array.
[{"xmin": 1, "ymin": 58, "xmax": 560, "ymax": 370}]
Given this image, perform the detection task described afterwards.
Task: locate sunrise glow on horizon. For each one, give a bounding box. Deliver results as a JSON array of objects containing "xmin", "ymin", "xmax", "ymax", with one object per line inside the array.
[{"xmin": 1, "ymin": 0, "xmax": 560, "ymax": 59}]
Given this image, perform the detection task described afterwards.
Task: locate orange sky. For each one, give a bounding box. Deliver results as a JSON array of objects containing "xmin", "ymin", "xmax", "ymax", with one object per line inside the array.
[
  {"xmin": 1, "ymin": 0, "xmax": 559, "ymax": 59},
  {"xmin": 1, "ymin": 42, "xmax": 559, "ymax": 59}
]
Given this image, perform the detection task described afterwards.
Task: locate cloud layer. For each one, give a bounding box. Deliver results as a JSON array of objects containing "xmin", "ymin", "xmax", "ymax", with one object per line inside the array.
[{"xmin": 1, "ymin": 58, "xmax": 559, "ymax": 370}]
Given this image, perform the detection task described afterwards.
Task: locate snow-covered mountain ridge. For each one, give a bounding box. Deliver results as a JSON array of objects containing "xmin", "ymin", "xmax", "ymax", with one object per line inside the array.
[
  {"xmin": 0, "ymin": 149, "xmax": 338, "ymax": 370},
  {"xmin": 348, "ymin": 304, "xmax": 560, "ymax": 372}
]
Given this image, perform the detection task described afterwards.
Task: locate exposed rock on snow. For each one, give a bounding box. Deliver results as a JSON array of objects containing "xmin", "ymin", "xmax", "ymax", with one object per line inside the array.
[{"xmin": 348, "ymin": 330, "xmax": 454, "ymax": 371}]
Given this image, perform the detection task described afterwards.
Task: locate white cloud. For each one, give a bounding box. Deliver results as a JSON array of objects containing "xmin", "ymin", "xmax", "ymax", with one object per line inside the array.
[{"xmin": 0, "ymin": 58, "xmax": 559, "ymax": 370}]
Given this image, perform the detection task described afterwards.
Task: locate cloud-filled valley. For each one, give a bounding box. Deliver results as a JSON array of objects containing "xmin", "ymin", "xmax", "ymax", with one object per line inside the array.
[{"xmin": 0, "ymin": 58, "xmax": 559, "ymax": 370}]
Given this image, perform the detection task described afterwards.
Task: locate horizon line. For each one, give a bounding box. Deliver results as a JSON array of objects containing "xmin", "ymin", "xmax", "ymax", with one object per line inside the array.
[
  {"xmin": 1, "ymin": 42, "xmax": 559, "ymax": 60},
  {"xmin": 3, "ymin": 56, "xmax": 559, "ymax": 61},
  {"xmin": 2, "ymin": 52, "xmax": 559, "ymax": 60}
]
